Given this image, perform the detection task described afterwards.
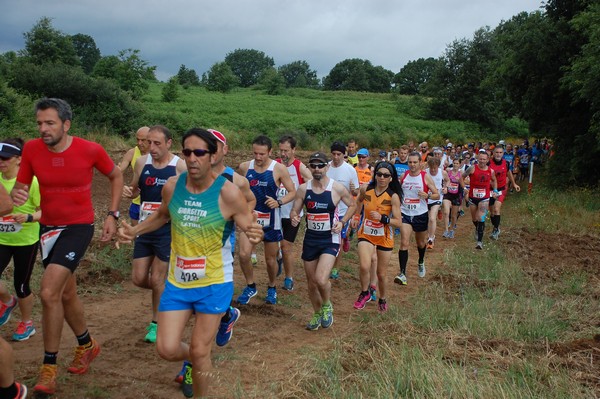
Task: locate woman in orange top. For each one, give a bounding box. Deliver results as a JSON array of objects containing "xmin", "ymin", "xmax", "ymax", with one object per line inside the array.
[{"xmin": 350, "ymin": 162, "xmax": 402, "ymax": 313}]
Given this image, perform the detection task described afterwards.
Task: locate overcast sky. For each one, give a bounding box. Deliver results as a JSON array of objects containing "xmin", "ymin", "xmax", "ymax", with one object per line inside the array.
[{"xmin": 0, "ymin": 0, "xmax": 543, "ymax": 81}]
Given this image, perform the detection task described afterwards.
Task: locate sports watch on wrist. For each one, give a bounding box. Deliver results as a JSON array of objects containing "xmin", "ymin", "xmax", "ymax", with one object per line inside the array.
[
  {"xmin": 277, "ymin": 199, "xmax": 283, "ymax": 208},
  {"xmin": 107, "ymin": 210, "xmax": 120, "ymax": 220}
]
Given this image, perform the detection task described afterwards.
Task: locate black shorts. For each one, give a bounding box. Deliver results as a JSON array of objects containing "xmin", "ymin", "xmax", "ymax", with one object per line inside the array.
[
  {"xmin": 444, "ymin": 192, "xmax": 462, "ymax": 206},
  {"xmin": 357, "ymin": 238, "xmax": 393, "ymax": 252},
  {"xmin": 427, "ymin": 201, "xmax": 442, "ymax": 210},
  {"xmin": 134, "ymin": 231, "xmax": 171, "ymax": 262},
  {"xmin": 468, "ymin": 197, "xmax": 490, "ymax": 207},
  {"xmin": 40, "ymin": 224, "xmax": 94, "ymax": 272},
  {"xmin": 281, "ymin": 218, "xmax": 300, "ymax": 243},
  {"xmin": 401, "ymin": 212, "xmax": 428, "ymax": 233}
]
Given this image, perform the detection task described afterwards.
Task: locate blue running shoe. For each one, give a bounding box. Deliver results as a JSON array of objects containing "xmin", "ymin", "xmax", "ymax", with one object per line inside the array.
[
  {"xmin": 330, "ymin": 268, "xmax": 339, "ymax": 280},
  {"xmin": 216, "ymin": 307, "xmax": 240, "ymax": 347},
  {"xmin": 0, "ymin": 296, "xmax": 17, "ymax": 327},
  {"xmin": 174, "ymin": 361, "xmax": 191, "ymax": 384},
  {"xmin": 320, "ymin": 303, "xmax": 334, "ymax": 329},
  {"xmin": 181, "ymin": 363, "xmax": 193, "ymax": 398},
  {"xmin": 265, "ymin": 286, "xmax": 277, "ymax": 305},
  {"xmin": 13, "ymin": 321, "xmax": 36, "ymax": 341},
  {"xmin": 236, "ymin": 286, "xmax": 257, "ymax": 305},
  {"xmin": 283, "ymin": 277, "xmax": 294, "ymax": 291}
]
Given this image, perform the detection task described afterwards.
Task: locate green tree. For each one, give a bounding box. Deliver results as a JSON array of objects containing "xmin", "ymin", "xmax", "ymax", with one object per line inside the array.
[
  {"xmin": 93, "ymin": 49, "xmax": 155, "ymax": 99},
  {"xmin": 224, "ymin": 49, "xmax": 275, "ymax": 87},
  {"xmin": 162, "ymin": 77, "xmax": 179, "ymax": 102},
  {"xmin": 259, "ymin": 67, "xmax": 285, "ymax": 95},
  {"xmin": 278, "ymin": 60, "xmax": 319, "ymax": 88},
  {"xmin": 393, "ymin": 57, "xmax": 441, "ymax": 95},
  {"xmin": 176, "ymin": 64, "xmax": 200, "ymax": 87},
  {"xmin": 71, "ymin": 33, "xmax": 101, "ymax": 74},
  {"xmin": 323, "ymin": 58, "xmax": 392, "ymax": 92},
  {"xmin": 22, "ymin": 17, "xmax": 79, "ymax": 66},
  {"xmin": 206, "ymin": 62, "xmax": 240, "ymax": 93}
]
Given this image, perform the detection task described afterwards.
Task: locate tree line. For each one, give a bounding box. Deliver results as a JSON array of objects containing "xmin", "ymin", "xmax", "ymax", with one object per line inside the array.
[{"xmin": 1, "ymin": 1, "xmax": 598, "ymax": 186}]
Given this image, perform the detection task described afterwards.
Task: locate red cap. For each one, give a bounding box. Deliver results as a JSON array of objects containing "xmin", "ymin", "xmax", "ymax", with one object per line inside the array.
[{"xmin": 207, "ymin": 129, "xmax": 226, "ymax": 145}]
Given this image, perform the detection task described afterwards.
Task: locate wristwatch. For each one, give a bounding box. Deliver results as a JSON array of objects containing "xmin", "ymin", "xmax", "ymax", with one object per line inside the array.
[
  {"xmin": 107, "ymin": 210, "xmax": 120, "ymax": 220},
  {"xmin": 277, "ymin": 199, "xmax": 283, "ymax": 208}
]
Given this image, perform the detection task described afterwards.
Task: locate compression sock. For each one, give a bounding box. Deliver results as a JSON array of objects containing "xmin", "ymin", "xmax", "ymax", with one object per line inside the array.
[
  {"xmin": 398, "ymin": 250, "xmax": 408, "ymax": 274},
  {"xmin": 43, "ymin": 351, "xmax": 58, "ymax": 365},
  {"xmin": 76, "ymin": 329, "xmax": 92, "ymax": 347},
  {"xmin": 477, "ymin": 221, "xmax": 485, "ymax": 241},
  {"xmin": 417, "ymin": 246, "xmax": 426, "ymax": 264},
  {"xmin": 0, "ymin": 383, "xmax": 17, "ymax": 398},
  {"xmin": 491, "ymin": 215, "xmax": 500, "ymax": 229}
]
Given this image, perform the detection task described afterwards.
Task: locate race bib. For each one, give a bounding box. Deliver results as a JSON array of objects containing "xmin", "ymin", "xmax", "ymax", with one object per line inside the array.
[
  {"xmin": 256, "ymin": 211, "xmax": 271, "ymax": 228},
  {"xmin": 0, "ymin": 217, "xmax": 22, "ymax": 233},
  {"xmin": 140, "ymin": 201, "xmax": 161, "ymax": 222},
  {"xmin": 473, "ymin": 188, "xmax": 486, "ymax": 199},
  {"xmin": 307, "ymin": 213, "xmax": 331, "ymax": 231},
  {"xmin": 364, "ymin": 219, "xmax": 384, "ymax": 236},
  {"xmin": 175, "ymin": 255, "xmax": 207, "ymax": 284},
  {"xmin": 403, "ymin": 198, "xmax": 420, "ymax": 211},
  {"xmin": 448, "ymin": 182, "xmax": 459, "ymax": 194},
  {"xmin": 40, "ymin": 228, "xmax": 65, "ymax": 260}
]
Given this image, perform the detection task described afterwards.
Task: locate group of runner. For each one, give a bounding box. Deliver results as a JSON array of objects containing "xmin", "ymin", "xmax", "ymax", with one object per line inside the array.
[{"xmin": 0, "ymin": 98, "xmax": 526, "ymax": 398}]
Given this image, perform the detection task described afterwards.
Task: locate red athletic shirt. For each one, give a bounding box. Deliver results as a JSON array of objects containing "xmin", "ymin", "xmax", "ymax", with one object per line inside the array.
[
  {"xmin": 468, "ymin": 165, "xmax": 492, "ymax": 200},
  {"xmin": 489, "ymin": 159, "xmax": 508, "ymax": 190},
  {"xmin": 17, "ymin": 137, "xmax": 115, "ymax": 225}
]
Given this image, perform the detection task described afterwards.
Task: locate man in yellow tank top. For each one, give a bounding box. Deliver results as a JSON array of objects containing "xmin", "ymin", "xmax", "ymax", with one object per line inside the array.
[{"xmin": 118, "ymin": 126, "xmax": 150, "ymax": 225}]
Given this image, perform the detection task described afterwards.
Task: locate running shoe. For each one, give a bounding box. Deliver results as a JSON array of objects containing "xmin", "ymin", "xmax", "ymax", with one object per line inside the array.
[
  {"xmin": 265, "ymin": 286, "xmax": 277, "ymax": 305},
  {"xmin": 342, "ymin": 235, "xmax": 350, "ymax": 252},
  {"xmin": 182, "ymin": 363, "xmax": 193, "ymax": 398},
  {"xmin": 330, "ymin": 268, "xmax": 339, "ymax": 280},
  {"xmin": 276, "ymin": 249, "xmax": 283, "ymax": 277},
  {"xmin": 250, "ymin": 253, "xmax": 258, "ymax": 266},
  {"xmin": 0, "ymin": 295, "xmax": 17, "ymax": 326},
  {"xmin": 418, "ymin": 262, "xmax": 426, "ymax": 278},
  {"xmin": 306, "ymin": 313, "xmax": 322, "ymax": 331},
  {"xmin": 13, "ymin": 381, "xmax": 27, "ymax": 399},
  {"xmin": 394, "ymin": 273, "xmax": 407, "ymax": 285},
  {"xmin": 476, "ymin": 241, "xmax": 483, "ymax": 250},
  {"xmin": 144, "ymin": 322, "xmax": 157, "ymax": 343},
  {"xmin": 174, "ymin": 361, "xmax": 191, "ymax": 384},
  {"xmin": 378, "ymin": 299, "xmax": 388, "ymax": 313},
  {"xmin": 442, "ymin": 231, "xmax": 449, "ymax": 238},
  {"xmin": 353, "ymin": 291, "xmax": 371, "ymax": 310},
  {"xmin": 490, "ymin": 228, "xmax": 500, "ymax": 240},
  {"xmin": 216, "ymin": 307, "xmax": 240, "ymax": 347},
  {"xmin": 426, "ymin": 239, "xmax": 434, "ymax": 249},
  {"xmin": 369, "ymin": 285, "xmax": 377, "ymax": 302},
  {"xmin": 458, "ymin": 209, "xmax": 465, "ymax": 217},
  {"xmin": 67, "ymin": 338, "xmax": 101, "ymax": 374},
  {"xmin": 236, "ymin": 285, "xmax": 257, "ymax": 305},
  {"xmin": 320, "ymin": 303, "xmax": 334, "ymax": 329},
  {"xmin": 34, "ymin": 364, "xmax": 57, "ymax": 395},
  {"xmin": 448, "ymin": 230, "xmax": 455, "ymax": 239},
  {"xmin": 283, "ymin": 277, "xmax": 294, "ymax": 291},
  {"xmin": 12, "ymin": 320, "xmax": 36, "ymax": 341}
]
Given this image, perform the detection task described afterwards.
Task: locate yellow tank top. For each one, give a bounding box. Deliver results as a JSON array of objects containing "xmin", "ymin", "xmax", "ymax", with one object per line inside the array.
[{"xmin": 131, "ymin": 146, "xmax": 142, "ymax": 205}]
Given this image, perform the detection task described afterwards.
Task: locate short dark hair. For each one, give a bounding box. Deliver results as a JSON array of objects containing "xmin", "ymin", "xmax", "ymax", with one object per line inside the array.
[
  {"xmin": 252, "ymin": 135, "xmax": 272, "ymax": 150},
  {"xmin": 181, "ymin": 128, "xmax": 217, "ymax": 154},
  {"xmin": 278, "ymin": 135, "xmax": 297, "ymax": 148},
  {"xmin": 148, "ymin": 125, "xmax": 172, "ymax": 141},
  {"xmin": 35, "ymin": 98, "xmax": 72, "ymax": 122}
]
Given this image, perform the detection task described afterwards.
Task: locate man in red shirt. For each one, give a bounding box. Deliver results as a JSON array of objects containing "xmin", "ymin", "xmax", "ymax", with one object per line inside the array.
[{"xmin": 12, "ymin": 98, "xmax": 123, "ymax": 395}]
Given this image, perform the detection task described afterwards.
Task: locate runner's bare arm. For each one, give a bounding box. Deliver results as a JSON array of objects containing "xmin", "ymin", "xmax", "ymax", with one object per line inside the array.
[
  {"xmin": 10, "ymin": 182, "xmax": 29, "ymax": 207},
  {"xmin": 336, "ymin": 182, "xmax": 356, "ymax": 224},
  {"xmin": 425, "ymin": 174, "xmax": 440, "ymax": 200},
  {"xmin": 274, "ymin": 162, "xmax": 297, "ymax": 205},
  {"xmin": 124, "ymin": 154, "xmax": 145, "ymax": 199},
  {"xmin": 175, "ymin": 158, "xmax": 187, "ymax": 175},
  {"xmin": 233, "ymin": 172, "xmax": 257, "ymax": 212},
  {"xmin": 507, "ymin": 169, "xmax": 521, "ymax": 192},
  {"xmin": 299, "ymin": 162, "xmax": 313, "ymax": 182},
  {"xmin": 0, "ymin": 185, "xmax": 12, "ymax": 216},
  {"xmin": 389, "ymin": 194, "xmax": 403, "ymax": 228},
  {"xmin": 442, "ymin": 170, "xmax": 450, "ymax": 194},
  {"xmin": 220, "ymin": 181, "xmax": 263, "ymax": 245},
  {"xmin": 289, "ymin": 183, "xmax": 307, "ymax": 227},
  {"xmin": 117, "ymin": 148, "xmax": 135, "ymax": 171},
  {"xmin": 100, "ymin": 165, "xmax": 124, "ymax": 242}
]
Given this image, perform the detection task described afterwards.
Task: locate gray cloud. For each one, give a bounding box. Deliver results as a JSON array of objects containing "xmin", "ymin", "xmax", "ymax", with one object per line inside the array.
[{"xmin": 0, "ymin": 0, "xmax": 542, "ymax": 81}]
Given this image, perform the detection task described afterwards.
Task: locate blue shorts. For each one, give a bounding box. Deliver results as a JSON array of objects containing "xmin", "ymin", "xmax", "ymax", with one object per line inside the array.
[
  {"xmin": 159, "ymin": 281, "xmax": 234, "ymax": 314},
  {"xmin": 301, "ymin": 240, "xmax": 340, "ymax": 262},
  {"xmin": 129, "ymin": 203, "xmax": 140, "ymax": 221},
  {"xmin": 263, "ymin": 227, "xmax": 283, "ymax": 243},
  {"xmin": 40, "ymin": 224, "xmax": 94, "ymax": 272},
  {"xmin": 401, "ymin": 212, "xmax": 428, "ymax": 233},
  {"xmin": 133, "ymin": 230, "xmax": 171, "ymax": 262}
]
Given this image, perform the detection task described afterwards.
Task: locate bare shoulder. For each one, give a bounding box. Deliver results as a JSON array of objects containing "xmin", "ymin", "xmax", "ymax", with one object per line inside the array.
[{"xmin": 233, "ymin": 171, "xmax": 250, "ymax": 189}]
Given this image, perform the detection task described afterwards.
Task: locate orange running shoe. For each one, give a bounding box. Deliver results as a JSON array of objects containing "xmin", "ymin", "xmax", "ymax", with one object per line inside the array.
[
  {"xmin": 34, "ymin": 364, "xmax": 57, "ymax": 395},
  {"xmin": 68, "ymin": 338, "xmax": 101, "ymax": 374}
]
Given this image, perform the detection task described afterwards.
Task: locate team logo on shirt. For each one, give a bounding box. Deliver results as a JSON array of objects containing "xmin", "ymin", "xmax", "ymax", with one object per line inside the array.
[
  {"xmin": 145, "ymin": 176, "xmax": 169, "ymax": 186},
  {"xmin": 249, "ymin": 179, "xmax": 268, "ymax": 187}
]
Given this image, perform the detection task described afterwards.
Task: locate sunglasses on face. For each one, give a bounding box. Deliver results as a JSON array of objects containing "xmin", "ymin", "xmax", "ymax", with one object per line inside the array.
[
  {"xmin": 375, "ymin": 172, "xmax": 391, "ymax": 178},
  {"xmin": 182, "ymin": 148, "xmax": 211, "ymax": 157},
  {"xmin": 0, "ymin": 156, "xmax": 13, "ymax": 161},
  {"xmin": 309, "ymin": 163, "xmax": 327, "ymax": 169},
  {"xmin": 358, "ymin": 155, "xmax": 367, "ymax": 159}
]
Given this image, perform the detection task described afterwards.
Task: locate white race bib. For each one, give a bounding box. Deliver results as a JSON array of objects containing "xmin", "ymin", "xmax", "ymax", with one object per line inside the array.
[
  {"xmin": 307, "ymin": 213, "xmax": 331, "ymax": 231},
  {"xmin": 448, "ymin": 182, "xmax": 459, "ymax": 194},
  {"xmin": 364, "ymin": 219, "xmax": 385, "ymax": 236},
  {"xmin": 473, "ymin": 188, "xmax": 486, "ymax": 199},
  {"xmin": 403, "ymin": 198, "xmax": 420, "ymax": 211},
  {"xmin": 40, "ymin": 228, "xmax": 65, "ymax": 260},
  {"xmin": 140, "ymin": 201, "xmax": 161, "ymax": 222},
  {"xmin": 175, "ymin": 255, "xmax": 207, "ymax": 284},
  {"xmin": 0, "ymin": 217, "xmax": 22, "ymax": 233},
  {"xmin": 256, "ymin": 211, "xmax": 271, "ymax": 228}
]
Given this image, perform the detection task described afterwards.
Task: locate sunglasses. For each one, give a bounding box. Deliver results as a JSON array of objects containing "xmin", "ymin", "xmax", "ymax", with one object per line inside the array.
[
  {"xmin": 0, "ymin": 156, "xmax": 14, "ymax": 161},
  {"xmin": 358, "ymin": 155, "xmax": 367, "ymax": 159},
  {"xmin": 375, "ymin": 172, "xmax": 391, "ymax": 178},
  {"xmin": 309, "ymin": 163, "xmax": 327, "ymax": 169},
  {"xmin": 182, "ymin": 148, "xmax": 211, "ymax": 157}
]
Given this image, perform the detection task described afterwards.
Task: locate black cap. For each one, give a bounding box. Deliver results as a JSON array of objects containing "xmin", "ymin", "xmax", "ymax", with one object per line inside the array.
[
  {"xmin": 309, "ymin": 152, "xmax": 329, "ymax": 163},
  {"xmin": 0, "ymin": 143, "xmax": 21, "ymax": 158},
  {"xmin": 330, "ymin": 141, "xmax": 346, "ymax": 154}
]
